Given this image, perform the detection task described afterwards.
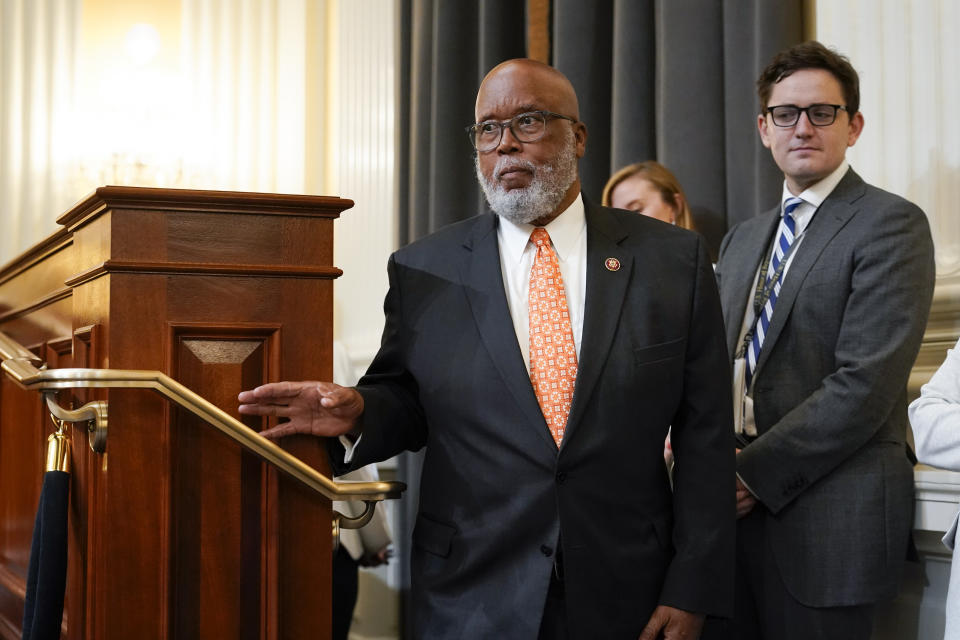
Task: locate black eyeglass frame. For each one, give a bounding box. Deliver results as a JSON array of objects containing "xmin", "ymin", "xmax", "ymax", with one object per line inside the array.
[
  {"xmin": 465, "ymin": 110, "xmax": 578, "ymax": 151},
  {"xmin": 764, "ymin": 103, "xmax": 850, "ymax": 128}
]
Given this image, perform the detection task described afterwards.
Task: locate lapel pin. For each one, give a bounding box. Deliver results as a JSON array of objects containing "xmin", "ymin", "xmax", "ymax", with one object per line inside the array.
[{"xmin": 604, "ymin": 257, "xmax": 621, "ymax": 272}]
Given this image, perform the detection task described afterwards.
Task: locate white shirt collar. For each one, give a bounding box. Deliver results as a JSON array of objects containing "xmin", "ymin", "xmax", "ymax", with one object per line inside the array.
[
  {"xmin": 497, "ymin": 193, "xmax": 586, "ymax": 264},
  {"xmin": 779, "ymin": 159, "xmax": 849, "ymax": 212}
]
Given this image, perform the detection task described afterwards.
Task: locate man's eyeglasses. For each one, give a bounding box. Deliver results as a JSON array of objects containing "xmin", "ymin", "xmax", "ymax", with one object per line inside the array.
[
  {"xmin": 466, "ymin": 110, "xmax": 577, "ymax": 152},
  {"xmin": 765, "ymin": 104, "xmax": 849, "ymax": 127}
]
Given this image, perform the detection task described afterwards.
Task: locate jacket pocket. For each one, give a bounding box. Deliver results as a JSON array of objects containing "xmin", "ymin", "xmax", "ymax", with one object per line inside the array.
[
  {"xmin": 412, "ymin": 513, "xmax": 457, "ymax": 558},
  {"xmin": 633, "ymin": 337, "xmax": 685, "ymax": 365}
]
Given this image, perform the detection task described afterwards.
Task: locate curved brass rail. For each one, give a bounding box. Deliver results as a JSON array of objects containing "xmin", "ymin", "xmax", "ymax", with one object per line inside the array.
[{"xmin": 0, "ymin": 335, "xmax": 405, "ymax": 511}]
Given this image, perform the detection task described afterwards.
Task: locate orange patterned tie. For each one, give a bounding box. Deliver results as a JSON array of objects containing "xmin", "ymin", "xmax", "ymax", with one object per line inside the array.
[{"xmin": 528, "ymin": 227, "xmax": 578, "ymax": 447}]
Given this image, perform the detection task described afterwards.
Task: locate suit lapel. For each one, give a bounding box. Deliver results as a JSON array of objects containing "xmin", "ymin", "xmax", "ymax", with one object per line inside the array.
[
  {"xmin": 721, "ymin": 211, "xmax": 780, "ymax": 357},
  {"xmin": 561, "ymin": 203, "xmax": 632, "ymax": 451},
  {"xmin": 460, "ymin": 215, "xmax": 558, "ymax": 453},
  {"xmin": 752, "ymin": 170, "xmax": 865, "ymax": 379}
]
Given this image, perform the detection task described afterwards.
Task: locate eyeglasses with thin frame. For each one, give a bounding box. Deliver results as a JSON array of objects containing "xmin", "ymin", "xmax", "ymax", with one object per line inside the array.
[
  {"xmin": 765, "ymin": 104, "xmax": 849, "ymax": 128},
  {"xmin": 466, "ymin": 110, "xmax": 577, "ymax": 152}
]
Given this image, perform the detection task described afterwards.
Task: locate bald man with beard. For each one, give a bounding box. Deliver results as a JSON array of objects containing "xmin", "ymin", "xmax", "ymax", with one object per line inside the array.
[{"xmin": 239, "ymin": 59, "xmax": 735, "ymax": 639}]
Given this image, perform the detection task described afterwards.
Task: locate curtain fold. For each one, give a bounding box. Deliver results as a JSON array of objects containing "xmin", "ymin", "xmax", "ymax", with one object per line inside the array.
[
  {"xmin": 552, "ymin": 0, "xmax": 803, "ymax": 253},
  {"xmin": 723, "ymin": 1, "xmax": 805, "ymax": 231},
  {"xmin": 400, "ymin": 0, "xmax": 527, "ymax": 244},
  {"xmin": 180, "ymin": 0, "xmax": 306, "ymax": 193},
  {"xmin": 609, "ymin": 0, "xmax": 657, "ymax": 171},
  {"xmin": 0, "ymin": 0, "xmax": 79, "ymax": 266},
  {"xmin": 553, "ymin": 0, "xmax": 617, "ymax": 199},
  {"xmin": 654, "ymin": 0, "xmax": 727, "ymax": 245}
]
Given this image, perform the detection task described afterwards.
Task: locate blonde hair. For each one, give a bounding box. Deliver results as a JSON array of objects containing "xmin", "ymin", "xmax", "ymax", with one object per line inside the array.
[{"xmin": 601, "ymin": 161, "xmax": 695, "ymax": 231}]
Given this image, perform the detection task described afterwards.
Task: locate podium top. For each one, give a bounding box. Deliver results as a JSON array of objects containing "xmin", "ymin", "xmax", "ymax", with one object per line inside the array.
[{"xmin": 58, "ymin": 185, "xmax": 355, "ymax": 230}]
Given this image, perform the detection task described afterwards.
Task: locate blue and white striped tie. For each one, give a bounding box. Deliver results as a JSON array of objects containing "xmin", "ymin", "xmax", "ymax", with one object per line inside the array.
[{"xmin": 745, "ymin": 197, "xmax": 802, "ymax": 387}]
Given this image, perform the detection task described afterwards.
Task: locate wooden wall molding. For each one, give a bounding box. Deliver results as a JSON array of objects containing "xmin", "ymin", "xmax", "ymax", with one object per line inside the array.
[
  {"xmin": 0, "ymin": 288, "xmax": 72, "ymax": 326},
  {"xmin": 0, "ymin": 232, "xmax": 72, "ymax": 288},
  {"xmin": 58, "ymin": 186, "xmax": 353, "ymax": 233},
  {"xmin": 66, "ymin": 261, "xmax": 343, "ymax": 288}
]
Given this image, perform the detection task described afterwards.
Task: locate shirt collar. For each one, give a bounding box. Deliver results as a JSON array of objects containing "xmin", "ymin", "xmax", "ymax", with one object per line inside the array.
[
  {"xmin": 497, "ymin": 193, "xmax": 586, "ymax": 264},
  {"xmin": 779, "ymin": 159, "xmax": 849, "ymax": 212}
]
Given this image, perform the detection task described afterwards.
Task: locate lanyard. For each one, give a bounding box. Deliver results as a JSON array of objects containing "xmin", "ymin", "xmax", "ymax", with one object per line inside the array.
[
  {"xmin": 751, "ymin": 232, "xmax": 800, "ymax": 318},
  {"xmin": 736, "ymin": 220, "xmax": 804, "ymax": 358}
]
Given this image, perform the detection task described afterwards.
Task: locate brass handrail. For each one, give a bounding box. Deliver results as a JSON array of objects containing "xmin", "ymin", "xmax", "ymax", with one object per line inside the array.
[
  {"xmin": 0, "ymin": 333, "xmax": 405, "ymax": 509},
  {"xmin": 0, "ymin": 331, "xmax": 41, "ymax": 363}
]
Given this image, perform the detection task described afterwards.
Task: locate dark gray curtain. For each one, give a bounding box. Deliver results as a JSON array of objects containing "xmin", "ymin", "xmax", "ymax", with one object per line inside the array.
[
  {"xmin": 398, "ymin": 0, "xmax": 803, "ymax": 253},
  {"xmin": 392, "ymin": 1, "xmax": 802, "ymax": 635},
  {"xmin": 553, "ymin": 0, "xmax": 803, "ymax": 253},
  {"xmin": 398, "ymin": 0, "xmax": 528, "ymax": 244}
]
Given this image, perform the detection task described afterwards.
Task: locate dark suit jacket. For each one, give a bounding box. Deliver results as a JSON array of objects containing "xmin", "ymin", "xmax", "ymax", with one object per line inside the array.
[
  {"xmin": 715, "ymin": 168, "xmax": 935, "ymax": 607},
  {"xmin": 333, "ymin": 199, "xmax": 735, "ymax": 638}
]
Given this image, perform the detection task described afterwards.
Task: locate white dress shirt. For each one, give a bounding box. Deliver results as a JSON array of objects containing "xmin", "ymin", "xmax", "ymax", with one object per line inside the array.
[
  {"xmin": 496, "ymin": 194, "xmax": 587, "ymax": 371},
  {"xmin": 769, "ymin": 158, "xmax": 849, "ymax": 277}
]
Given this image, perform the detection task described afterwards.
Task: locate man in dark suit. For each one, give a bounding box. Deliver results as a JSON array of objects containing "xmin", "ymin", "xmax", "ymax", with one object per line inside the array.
[
  {"xmin": 239, "ymin": 59, "xmax": 735, "ymax": 639},
  {"xmin": 712, "ymin": 41, "xmax": 935, "ymax": 640}
]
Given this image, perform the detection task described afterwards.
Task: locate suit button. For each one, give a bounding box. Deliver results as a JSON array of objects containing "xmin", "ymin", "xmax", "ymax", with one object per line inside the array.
[
  {"xmin": 556, "ymin": 471, "xmax": 567, "ymax": 484},
  {"xmin": 540, "ymin": 545, "xmax": 553, "ymax": 557}
]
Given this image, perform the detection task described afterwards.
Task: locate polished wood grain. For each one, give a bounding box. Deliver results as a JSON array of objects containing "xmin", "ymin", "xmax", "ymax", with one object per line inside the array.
[{"xmin": 0, "ymin": 186, "xmax": 349, "ymax": 639}]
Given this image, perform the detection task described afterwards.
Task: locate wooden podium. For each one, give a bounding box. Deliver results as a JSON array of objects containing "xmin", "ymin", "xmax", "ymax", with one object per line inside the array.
[{"xmin": 0, "ymin": 187, "xmax": 353, "ymax": 639}]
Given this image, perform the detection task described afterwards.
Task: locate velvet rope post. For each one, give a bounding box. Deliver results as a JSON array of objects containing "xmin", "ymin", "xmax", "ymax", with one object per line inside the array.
[{"xmin": 21, "ymin": 470, "xmax": 69, "ymax": 640}]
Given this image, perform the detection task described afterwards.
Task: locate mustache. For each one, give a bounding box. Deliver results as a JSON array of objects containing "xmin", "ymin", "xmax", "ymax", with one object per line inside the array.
[{"xmin": 493, "ymin": 157, "xmax": 537, "ymax": 180}]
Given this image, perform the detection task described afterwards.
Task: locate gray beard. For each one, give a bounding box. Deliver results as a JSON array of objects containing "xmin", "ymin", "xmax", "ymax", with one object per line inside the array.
[{"xmin": 474, "ymin": 131, "xmax": 578, "ymax": 225}]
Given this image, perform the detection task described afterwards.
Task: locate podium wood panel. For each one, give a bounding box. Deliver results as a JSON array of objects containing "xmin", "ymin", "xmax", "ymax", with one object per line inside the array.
[{"xmin": 0, "ymin": 187, "xmax": 351, "ymax": 639}]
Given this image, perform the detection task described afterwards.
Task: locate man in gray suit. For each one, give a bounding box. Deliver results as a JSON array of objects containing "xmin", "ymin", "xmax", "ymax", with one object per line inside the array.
[
  {"xmin": 712, "ymin": 41, "xmax": 935, "ymax": 639},
  {"xmin": 239, "ymin": 59, "xmax": 735, "ymax": 638}
]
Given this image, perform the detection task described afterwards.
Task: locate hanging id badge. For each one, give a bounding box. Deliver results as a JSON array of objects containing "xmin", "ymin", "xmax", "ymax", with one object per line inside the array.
[{"xmin": 734, "ymin": 344, "xmax": 760, "ymax": 438}]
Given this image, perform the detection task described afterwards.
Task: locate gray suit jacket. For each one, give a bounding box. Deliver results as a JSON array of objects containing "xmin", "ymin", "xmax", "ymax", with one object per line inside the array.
[
  {"xmin": 334, "ymin": 200, "xmax": 736, "ymax": 638},
  {"xmin": 716, "ymin": 168, "xmax": 935, "ymax": 607}
]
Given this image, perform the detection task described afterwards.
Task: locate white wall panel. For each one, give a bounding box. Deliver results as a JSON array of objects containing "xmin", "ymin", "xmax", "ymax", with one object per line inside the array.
[
  {"xmin": 320, "ymin": 0, "xmax": 399, "ymax": 372},
  {"xmin": 0, "ymin": 0, "xmax": 79, "ymax": 266},
  {"xmin": 180, "ymin": 0, "xmax": 306, "ymax": 192},
  {"xmin": 817, "ymin": 0, "xmax": 960, "ymax": 277}
]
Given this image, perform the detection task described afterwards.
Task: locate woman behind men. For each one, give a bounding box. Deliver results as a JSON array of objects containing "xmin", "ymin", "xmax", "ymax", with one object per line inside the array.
[{"xmin": 602, "ymin": 160, "xmax": 695, "ymax": 230}]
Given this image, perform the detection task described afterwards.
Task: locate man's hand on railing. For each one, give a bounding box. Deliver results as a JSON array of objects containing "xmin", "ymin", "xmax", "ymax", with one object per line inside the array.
[{"xmin": 238, "ymin": 381, "xmax": 363, "ymax": 440}]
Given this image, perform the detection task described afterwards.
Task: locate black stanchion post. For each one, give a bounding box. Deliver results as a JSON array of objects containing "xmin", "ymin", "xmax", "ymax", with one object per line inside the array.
[{"xmin": 22, "ymin": 426, "xmax": 71, "ymax": 640}]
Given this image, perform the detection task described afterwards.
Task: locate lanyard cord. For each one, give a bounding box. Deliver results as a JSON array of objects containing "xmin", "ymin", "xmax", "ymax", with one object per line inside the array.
[{"xmin": 735, "ymin": 224, "xmax": 805, "ymax": 358}]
